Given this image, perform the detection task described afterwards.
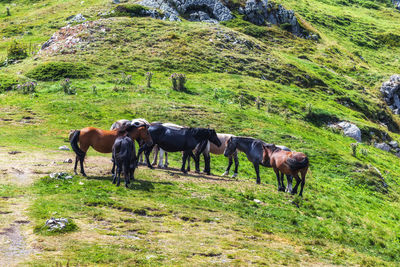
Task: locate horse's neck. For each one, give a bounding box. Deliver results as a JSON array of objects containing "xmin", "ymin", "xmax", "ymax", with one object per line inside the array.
[{"xmin": 235, "ymin": 139, "xmax": 253, "ymax": 154}]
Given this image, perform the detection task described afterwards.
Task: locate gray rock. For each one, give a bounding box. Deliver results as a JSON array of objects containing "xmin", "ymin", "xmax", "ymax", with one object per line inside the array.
[
  {"xmin": 337, "ymin": 122, "xmax": 362, "ymax": 142},
  {"xmin": 63, "ymin": 158, "xmax": 73, "ymax": 163},
  {"xmin": 374, "ymin": 143, "xmax": 391, "ymax": 152},
  {"xmin": 138, "ymin": 0, "xmax": 232, "ymax": 22},
  {"xmin": 45, "ymin": 218, "xmax": 69, "ymax": 231},
  {"xmin": 112, "ymin": 0, "xmax": 120, "ymax": 3},
  {"xmin": 67, "ymin": 13, "xmax": 86, "ymax": 24},
  {"xmin": 389, "ymin": 141, "xmax": 398, "ymax": 148},
  {"xmin": 59, "ymin": 145, "xmax": 70, "ymax": 151},
  {"xmin": 380, "ymin": 75, "xmax": 400, "ymax": 112},
  {"xmin": 50, "ymin": 172, "xmax": 73, "ymax": 179},
  {"xmin": 242, "ymin": 0, "xmax": 308, "ymax": 38}
]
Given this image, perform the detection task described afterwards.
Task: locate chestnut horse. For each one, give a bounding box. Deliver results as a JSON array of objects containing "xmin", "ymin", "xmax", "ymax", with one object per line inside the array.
[
  {"xmin": 70, "ymin": 123, "xmax": 152, "ymax": 176},
  {"xmin": 262, "ymin": 144, "xmax": 309, "ymax": 197}
]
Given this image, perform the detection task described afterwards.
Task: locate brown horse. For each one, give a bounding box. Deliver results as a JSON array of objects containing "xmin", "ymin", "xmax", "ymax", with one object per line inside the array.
[
  {"xmin": 262, "ymin": 144, "xmax": 309, "ymax": 196},
  {"xmin": 69, "ymin": 123, "xmax": 152, "ymax": 176}
]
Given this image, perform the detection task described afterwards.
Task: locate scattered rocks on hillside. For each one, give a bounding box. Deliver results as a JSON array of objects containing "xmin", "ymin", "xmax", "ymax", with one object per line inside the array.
[
  {"xmin": 45, "ymin": 218, "xmax": 69, "ymax": 231},
  {"xmin": 239, "ymin": 0, "xmax": 316, "ymax": 39},
  {"xmin": 139, "ymin": 0, "xmax": 233, "ymax": 22},
  {"xmin": 50, "ymin": 172, "xmax": 73, "ymax": 179},
  {"xmin": 374, "ymin": 142, "xmax": 391, "ymax": 152},
  {"xmin": 40, "ymin": 21, "xmax": 108, "ymax": 55},
  {"xmin": 67, "ymin": 13, "xmax": 86, "ymax": 24},
  {"xmin": 59, "ymin": 145, "xmax": 70, "ymax": 151},
  {"xmin": 380, "ymin": 75, "xmax": 400, "ymax": 114},
  {"xmin": 389, "ymin": 141, "xmax": 398, "ymax": 148},
  {"xmin": 330, "ymin": 121, "xmax": 361, "ymax": 142}
]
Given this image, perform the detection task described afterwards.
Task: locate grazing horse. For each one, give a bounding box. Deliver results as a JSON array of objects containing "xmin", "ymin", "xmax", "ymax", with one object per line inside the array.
[
  {"xmin": 142, "ymin": 123, "xmax": 222, "ymax": 173},
  {"xmin": 262, "ymin": 144, "xmax": 309, "ymax": 196},
  {"xmin": 70, "ymin": 123, "xmax": 152, "ymax": 176},
  {"xmin": 112, "ymin": 136, "xmax": 136, "ymax": 187},
  {"xmin": 223, "ymin": 136, "xmax": 291, "ymax": 185}
]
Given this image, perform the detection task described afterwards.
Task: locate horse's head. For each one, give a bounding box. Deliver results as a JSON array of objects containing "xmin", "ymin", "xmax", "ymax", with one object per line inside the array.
[
  {"xmin": 223, "ymin": 137, "xmax": 236, "ymax": 157},
  {"xmin": 208, "ymin": 129, "xmax": 221, "ymax": 147},
  {"xmin": 261, "ymin": 144, "xmax": 276, "ymax": 165},
  {"xmin": 127, "ymin": 124, "xmax": 153, "ymax": 146}
]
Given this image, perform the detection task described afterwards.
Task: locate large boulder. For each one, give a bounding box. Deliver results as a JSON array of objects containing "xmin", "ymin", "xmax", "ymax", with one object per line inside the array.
[
  {"xmin": 381, "ymin": 75, "xmax": 400, "ymax": 114},
  {"xmin": 138, "ymin": 0, "xmax": 233, "ymax": 22},
  {"xmin": 337, "ymin": 122, "xmax": 362, "ymax": 142},
  {"xmin": 239, "ymin": 0, "xmax": 312, "ymax": 38}
]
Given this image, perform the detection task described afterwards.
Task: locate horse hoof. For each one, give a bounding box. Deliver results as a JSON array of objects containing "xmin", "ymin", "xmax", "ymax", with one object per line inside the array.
[
  {"xmin": 222, "ymin": 171, "xmax": 228, "ymax": 176},
  {"xmin": 82, "ymin": 173, "xmax": 87, "ymax": 177},
  {"xmin": 206, "ymin": 172, "xmax": 211, "ymax": 175},
  {"xmin": 195, "ymin": 170, "xmax": 200, "ymax": 174},
  {"xmin": 232, "ymin": 173, "xmax": 238, "ymax": 178}
]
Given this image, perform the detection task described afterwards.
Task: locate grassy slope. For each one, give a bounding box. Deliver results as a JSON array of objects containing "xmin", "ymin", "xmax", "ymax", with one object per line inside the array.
[{"xmin": 1, "ymin": 0, "xmax": 400, "ymax": 265}]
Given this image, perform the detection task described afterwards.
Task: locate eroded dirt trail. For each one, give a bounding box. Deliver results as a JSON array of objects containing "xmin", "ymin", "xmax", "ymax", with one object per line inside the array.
[{"xmin": 0, "ymin": 147, "xmax": 78, "ymax": 266}]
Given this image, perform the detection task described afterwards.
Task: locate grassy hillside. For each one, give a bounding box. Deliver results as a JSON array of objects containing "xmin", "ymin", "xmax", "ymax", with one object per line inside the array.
[{"xmin": 1, "ymin": 0, "xmax": 400, "ymax": 265}]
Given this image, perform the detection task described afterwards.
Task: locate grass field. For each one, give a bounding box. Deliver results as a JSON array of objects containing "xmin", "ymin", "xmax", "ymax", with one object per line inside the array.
[{"xmin": 1, "ymin": 0, "xmax": 400, "ymax": 265}]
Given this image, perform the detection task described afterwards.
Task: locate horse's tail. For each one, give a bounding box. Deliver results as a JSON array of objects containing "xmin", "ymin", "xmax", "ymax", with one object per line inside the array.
[
  {"xmin": 70, "ymin": 130, "xmax": 85, "ymax": 159},
  {"xmin": 287, "ymin": 156, "xmax": 309, "ymax": 171}
]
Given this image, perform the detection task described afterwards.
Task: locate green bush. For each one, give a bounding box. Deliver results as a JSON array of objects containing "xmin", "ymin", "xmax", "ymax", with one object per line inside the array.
[
  {"xmin": 7, "ymin": 40, "xmax": 28, "ymax": 60},
  {"xmin": 26, "ymin": 62, "xmax": 90, "ymax": 81},
  {"xmin": 108, "ymin": 4, "xmax": 150, "ymax": 17},
  {"xmin": 0, "ymin": 74, "xmax": 18, "ymax": 92}
]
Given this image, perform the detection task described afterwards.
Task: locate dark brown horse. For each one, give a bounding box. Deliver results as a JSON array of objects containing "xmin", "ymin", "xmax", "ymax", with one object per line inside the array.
[
  {"xmin": 262, "ymin": 144, "xmax": 309, "ymax": 196},
  {"xmin": 70, "ymin": 123, "xmax": 152, "ymax": 176}
]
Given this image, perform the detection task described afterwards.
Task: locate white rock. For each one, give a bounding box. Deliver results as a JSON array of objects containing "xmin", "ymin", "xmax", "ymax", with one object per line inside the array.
[
  {"xmin": 337, "ymin": 122, "xmax": 362, "ymax": 142},
  {"xmin": 389, "ymin": 141, "xmax": 398, "ymax": 148},
  {"xmin": 59, "ymin": 145, "xmax": 70, "ymax": 151},
  {"xmin": 253, "ymin": 199, "xmax": 262, "ymax": 204}
]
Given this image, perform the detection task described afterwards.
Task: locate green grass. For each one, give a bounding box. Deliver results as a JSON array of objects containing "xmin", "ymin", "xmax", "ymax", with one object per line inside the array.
[{"xmin": 1, "ymin": 0, "xmax": 400, "ymax": 265}]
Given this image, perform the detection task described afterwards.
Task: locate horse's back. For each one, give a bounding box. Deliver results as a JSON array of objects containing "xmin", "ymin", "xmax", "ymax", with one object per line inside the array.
[{"xmin": 210, "ymin": 133, "xmax": 233, "ymax": 154}]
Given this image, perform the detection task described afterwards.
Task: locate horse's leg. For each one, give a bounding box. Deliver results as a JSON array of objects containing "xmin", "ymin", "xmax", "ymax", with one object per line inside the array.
[
  {"xmin": 299, "ymin": 168, "xmax": 307, "ymax": 197},
  {"xmin": 291, "ymin": 173, "xmax": 301, "ymax": 195},
  {"xmin": 186, "ymin": 153, "xmax": 191, "ymax": 172},
  {"xmin": 124, "ymin": 162, "xmax": 130, "ymax": 188},
  {"xmin": 79, "ymin": 156, "xmax": 86, "ymax": 177},
  {"xmin": 152, "ymin": 145, "xmax": 159, "ymax": 166},
  {"xmin": 158, "ymin": 148, "xmax": 165, "ymax": 168},
  {"xmin": 232, "ymin": 152, "xmax": 239, "ymax": 178},
  {"xmin": 165, "ymin": 152, "xmax": 169, "ymax": 168},
  {"xmin": 144, "ymin": 147, "xmax": 154, "ymax": 169},
  {"xmin": 274, "ymin": 168, "xmax": 282, "ymax": 191},
  {"xmin": 112, "ymin": 165, "xmax": 117, "ymax": 184},
  {"xmin": 286, "ymin": 175, "xmax": 293, "ymax": 193},
  {"xmin": 74, "ymin": 155, "xmax": 79, "ymax": 175},
  {"xmin": 203, "ymin": 152, "xmax": 211, "ymax": 175},
  {"xmin": 222, "ymin": 156, "xmax": 232, "ymax": 176},
  {"xmin": 280, "ymin": 173, "xmax": 285, "ymax": 191},
  {"xmin": 253, "ymin": 162, "xmax": 260, "ymax": 184},
  {"xmin": 181, "ymin": 152, "xmax": 189, "ymax": 173},
  {"xmin": 192, "ymin": 151, "xmax": 200, "ymax": 173},
  {"xmin": 117, "ymin": 166, "xmax": 121, "ymax": 187}
]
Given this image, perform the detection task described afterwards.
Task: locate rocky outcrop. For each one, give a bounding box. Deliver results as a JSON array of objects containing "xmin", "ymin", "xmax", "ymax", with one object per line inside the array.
[
  {"xmin": 393, "ymin": 0, "xmax": 400, "ymax": 11},
  {"xmin": 374, "ymin": 142, "xmax": 391, "ymax": 152},
  {"xmin": 239, "ymin": 0, "xmax": 316, "ymax": 38},
  {"xmin": 138, "ymin": 0, "xmax": 233, "ymax": 22},
  {"xmin": 380, "ymin": 75, "xmax": 400, "ymax": 114},
  {"xmin": 330, "ymin": 121, "xmax": 362, "ymax": 142}
]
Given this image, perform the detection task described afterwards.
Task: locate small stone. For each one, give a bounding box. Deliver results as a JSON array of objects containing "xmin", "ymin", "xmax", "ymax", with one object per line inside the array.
[
  {"xmin": 374, "ymin": 143, "xmax": 391, "ymax": 152},
  {"xmin": 112, "ymin": 0, "xmax": 120, "ymax": 3},
  {"xmin": 253, "ymin": 199, "xmax": 262, "ymax": 204},
  {"xmin": 389, "ymin": 141, "xmax": 398, "ymax": 148},
  {"xmin": 63, "ymin": 158, "xmax": 73, "ymax": 163},
  {"xmin": 59, "ymin": 145, "xmax": 70, "ymax": 151}
]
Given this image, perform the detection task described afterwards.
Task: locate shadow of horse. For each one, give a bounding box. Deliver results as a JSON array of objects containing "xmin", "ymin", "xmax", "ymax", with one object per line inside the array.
[
  {"xmin": 86, "ymin": 176, "xmax": 173, "ymax": 191},
  {"xmin": 160, "ymin": 167, "xmax": 239, "ymax": 182}
]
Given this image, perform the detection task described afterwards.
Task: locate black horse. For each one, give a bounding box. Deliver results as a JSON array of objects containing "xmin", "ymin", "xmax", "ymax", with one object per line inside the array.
[
  {"xmin": 140, "ymin": 124, "xmax": 222, "ymax": 173},
  {"xmin": 224, "ymin": 136, "xmax": 292, "ymax": 189},
  {"xmin": 112, "ymin": 135, "xmax": 136, "ymax": 187}
]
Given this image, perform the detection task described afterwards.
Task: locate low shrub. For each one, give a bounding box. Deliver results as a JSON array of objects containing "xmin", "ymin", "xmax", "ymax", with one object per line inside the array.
[
  {"xmin": 15, "ymin": 81, "xmax": 37, "ymax": 94},
  {"xmin": 26, "ymin": 62, "xmax": 90, "ymax": 81},
  {"xmin": 0, "ymin": 74, "xmax": 18, "ymax": 92},
  {"xmin": 7, "ymin": 40, "xmax": 28, "ymax": 60},
  {"xmin": 107, "ymin": 4, "xmax": 150, "ymax": 17}
]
